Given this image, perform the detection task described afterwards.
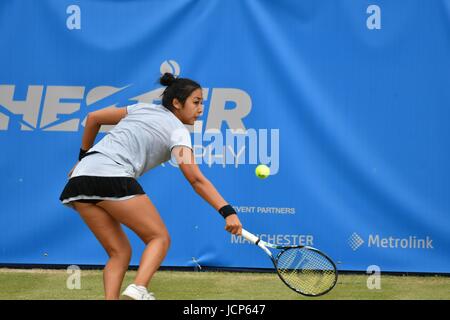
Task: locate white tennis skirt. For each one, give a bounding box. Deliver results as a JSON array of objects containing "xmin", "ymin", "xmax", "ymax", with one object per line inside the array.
[{"xmin": 59, "ymin": 152, "xmax": 144, "ymax": 208}]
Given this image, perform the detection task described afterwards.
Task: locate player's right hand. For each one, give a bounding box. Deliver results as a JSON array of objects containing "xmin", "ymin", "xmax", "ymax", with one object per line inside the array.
[
  {"xmin": 225, "ymin": 214, "xmax": 242, "ymax": 235},
  {"xmin": 68, "ymin": 161, "xmax": 79, "ymax": 178}
]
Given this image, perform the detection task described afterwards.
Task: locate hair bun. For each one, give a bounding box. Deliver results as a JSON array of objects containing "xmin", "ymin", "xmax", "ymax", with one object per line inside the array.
[{"xmin": 160, "ymin": 72, "xmax": 176, "ymax": 86}]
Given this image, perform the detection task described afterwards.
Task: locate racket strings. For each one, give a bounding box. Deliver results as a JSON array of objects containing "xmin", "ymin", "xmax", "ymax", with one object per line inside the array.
[{"xmin": 276, "ymin": 248, "xmax": 336, "ymax": 296}]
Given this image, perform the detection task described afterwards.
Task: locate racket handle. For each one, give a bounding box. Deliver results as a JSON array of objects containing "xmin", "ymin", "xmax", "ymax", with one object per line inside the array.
[{"xmin": 241, "ymin": 229, "xmax": 259, "ymax": 244}]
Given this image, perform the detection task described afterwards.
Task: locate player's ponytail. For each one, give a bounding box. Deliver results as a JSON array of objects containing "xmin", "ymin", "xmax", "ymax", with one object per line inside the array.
[{"xmin": 159, "ymin": 73, "xmax": 201, "ymax": 112}]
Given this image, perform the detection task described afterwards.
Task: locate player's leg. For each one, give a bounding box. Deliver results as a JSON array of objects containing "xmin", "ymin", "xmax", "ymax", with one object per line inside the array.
[
  {"xmin": 72, "ymin": 201, "xmax": 132, "ymax": 300},
  {"xmin": 96, "ymin": 195, "xmax": 170, "ymax": 288}
]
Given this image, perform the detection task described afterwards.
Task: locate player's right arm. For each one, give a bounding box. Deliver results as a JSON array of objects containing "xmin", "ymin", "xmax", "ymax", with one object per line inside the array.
[{"xmin": 172, "ymin": 146, "xmax": 242, "ymax": 235}]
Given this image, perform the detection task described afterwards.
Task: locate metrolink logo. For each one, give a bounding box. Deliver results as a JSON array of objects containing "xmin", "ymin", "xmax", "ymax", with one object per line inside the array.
[
  {"xmin": 348, "ymin": 233, "xmax": 365, "ymax": 251},
  {"xmin": 0, "ymin": 61, "xmax": 280, "ymax": 174},
  {"xmin": 348, "ymin": 233, "xmax": 434, "ymax": 251}
]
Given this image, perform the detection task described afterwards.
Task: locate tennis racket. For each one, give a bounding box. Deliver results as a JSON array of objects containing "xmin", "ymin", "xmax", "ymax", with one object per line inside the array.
[{"xmin": 241, "ymin": 229, "xmax": 338, "ymax": 297}]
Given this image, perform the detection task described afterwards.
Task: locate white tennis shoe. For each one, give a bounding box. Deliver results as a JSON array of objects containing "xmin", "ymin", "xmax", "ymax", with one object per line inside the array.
[{"xmin": 121, "ymin": 284, "xmax": 156, "ymax": 300}]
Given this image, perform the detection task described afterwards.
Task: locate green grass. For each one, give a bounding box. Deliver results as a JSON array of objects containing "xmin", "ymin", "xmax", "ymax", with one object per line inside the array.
[{"xmin": 0, "ymin": 268, "xmax": 448, "ymax": 300}]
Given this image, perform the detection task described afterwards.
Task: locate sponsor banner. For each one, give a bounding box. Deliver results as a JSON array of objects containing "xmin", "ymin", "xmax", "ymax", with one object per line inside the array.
[{"xmin": 1, "ymin": 1, "xmax": 449, "ymax": 273}]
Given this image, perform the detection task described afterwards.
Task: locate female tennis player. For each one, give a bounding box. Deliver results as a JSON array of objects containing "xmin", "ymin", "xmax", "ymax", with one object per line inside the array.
[{"xmin": 59, "ymin": 73, "xmax": 242, "ymax": 300}]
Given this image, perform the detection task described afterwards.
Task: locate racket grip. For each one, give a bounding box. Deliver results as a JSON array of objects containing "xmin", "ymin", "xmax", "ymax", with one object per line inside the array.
[{"xmin": 241, "ymin": 229, "xmax": 259, "ymax": 244}]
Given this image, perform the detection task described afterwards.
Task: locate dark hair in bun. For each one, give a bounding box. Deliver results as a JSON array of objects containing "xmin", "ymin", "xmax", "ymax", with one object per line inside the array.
[
  {"xmin": 159, "ymin": 73, "xmax": 201, "ymax": 112},
  {"xmin": 159, "ymin": 72, "xmax": 176, "ymax": 87}
]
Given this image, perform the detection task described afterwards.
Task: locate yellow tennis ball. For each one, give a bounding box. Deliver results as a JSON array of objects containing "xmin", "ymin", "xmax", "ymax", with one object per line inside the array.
[{"xmin": 255, "ymin": 164, "xmax": 270, "ymax": 179}]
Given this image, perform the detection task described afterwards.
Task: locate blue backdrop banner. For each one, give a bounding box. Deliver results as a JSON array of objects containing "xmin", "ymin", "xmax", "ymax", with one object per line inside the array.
[{"xmin": 1, "ymin": 0, "xmax": 449, "ymax": 273}]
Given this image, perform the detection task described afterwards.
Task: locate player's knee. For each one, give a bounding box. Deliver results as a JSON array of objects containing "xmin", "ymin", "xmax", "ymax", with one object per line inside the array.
[
  {"xmin": 142, "ymin": 232, "xmax": 171, "ymax": 250},
  {"xmin": 107, "ymin": 243, "xmax": 132, "ymax": 264},
  {"xmin": 161, "ymin": 233, "xmax": 171, "ymax": 250}
]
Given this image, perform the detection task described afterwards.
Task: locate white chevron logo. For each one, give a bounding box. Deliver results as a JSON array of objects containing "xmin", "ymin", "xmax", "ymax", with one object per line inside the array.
[{"xmin": 348, "ymin": 233, "xmax": 365, "ymax": 251}]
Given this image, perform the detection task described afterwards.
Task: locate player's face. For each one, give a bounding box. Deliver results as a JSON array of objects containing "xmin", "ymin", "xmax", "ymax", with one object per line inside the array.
[{"xmin": 175, "ymin": 88, "xmax": 203, "ymax": 125}]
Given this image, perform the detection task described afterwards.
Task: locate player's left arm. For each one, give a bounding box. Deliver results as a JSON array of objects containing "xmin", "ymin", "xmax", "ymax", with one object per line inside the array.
[
  {"xmin": 82, "ymin": 107, "xmax": 127, "ymax": 150},
  {"xmin": 172, "ymin": 146, "xmax": 242, "ymax": 235},
  {"xmin": 68, "ymin": 107, "xmax": 128, "ymax": 178}
]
